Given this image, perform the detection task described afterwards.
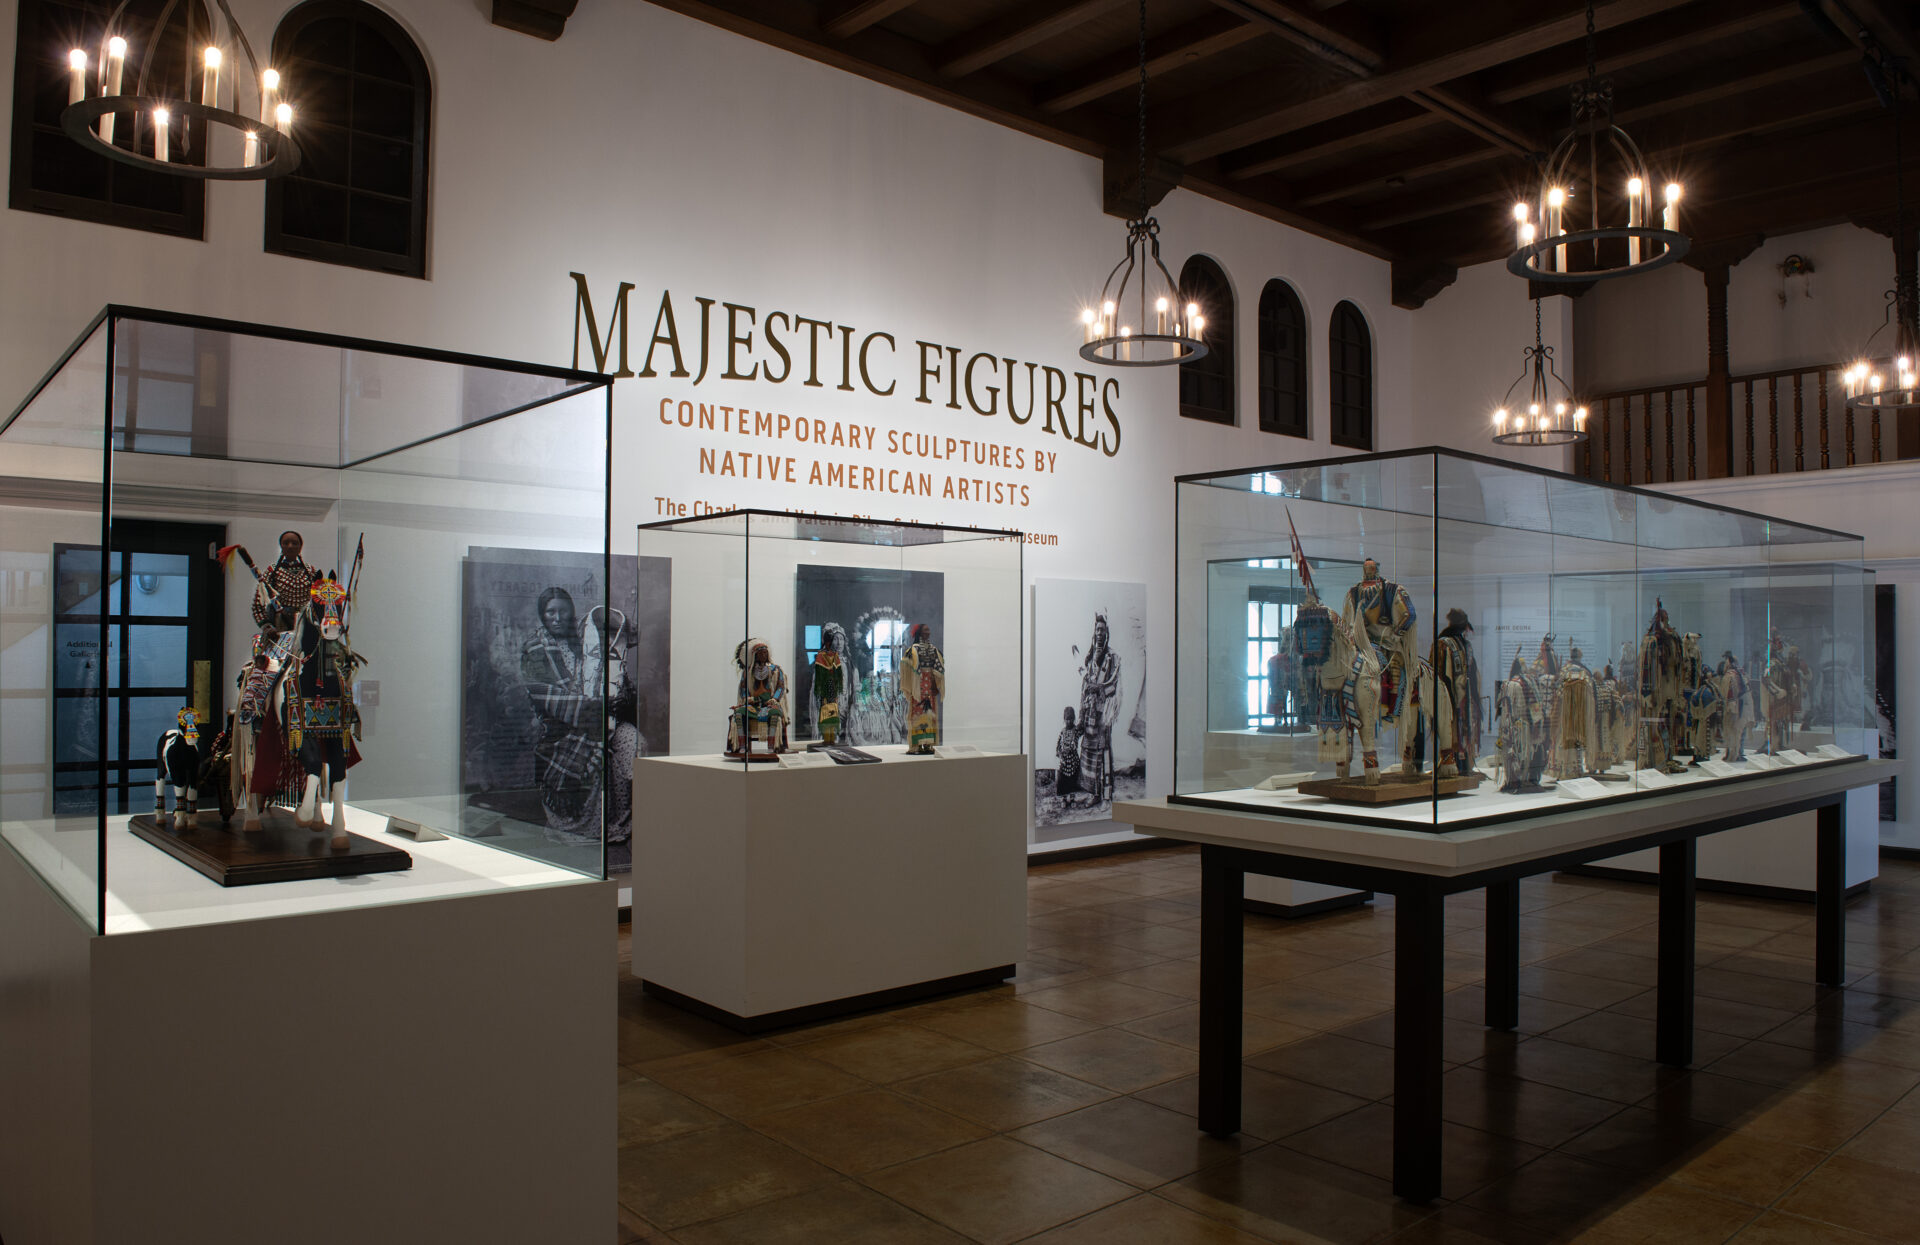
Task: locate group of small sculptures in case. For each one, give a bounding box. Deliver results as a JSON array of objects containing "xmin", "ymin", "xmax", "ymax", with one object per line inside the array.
[
  {"xmin": 1267, "ymin": 512, "xmax": 1817, "ymax": 803},
  {"xmin": 724, "ymin": 624, "xmax": 944, "ymax": 761},
  {"xmin": 1488, "ymin": 601, "xmax": 1808, "ymax": 793},
  {"xmin": 153, "ymin": 531, "xmax": 367, "ymax": 849}
]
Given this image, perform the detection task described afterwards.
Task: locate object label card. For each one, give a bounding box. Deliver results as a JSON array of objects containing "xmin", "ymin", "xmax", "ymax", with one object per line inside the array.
[
  {"xmin": 1776, "ymin": 749, "xmax": 1814, "ymax": 765},
  {"xmin": 1698, "ymin": 760, "xmax": 1744, "ymax": 779},
  {"xmin": 1747, "ymin": 754, "xmax": 1786, "ymax": 770},
  {"xmin": 932, "ymin": 744, "xmax": 982, "ymax": 759},
  {"xmin": 1814, "ymin": 744, "xmax": 1851, "ymax": 760},
  {"xmin": 778, "ymin": 751, "xmax": 835, "ymax": 769},
  {"xmin": 1635, "ymin": 769, "xmax": 1678, "ymax": 789},
  {"xmin": 1556, "ymin": 777, "xmax": 1609, "ymax": 800}
]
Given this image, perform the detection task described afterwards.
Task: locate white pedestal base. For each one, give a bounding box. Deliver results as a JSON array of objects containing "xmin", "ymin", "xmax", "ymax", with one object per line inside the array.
[{"xmin": 634, "ymin": 747, "xmax": 1026, "ymax": 1026}]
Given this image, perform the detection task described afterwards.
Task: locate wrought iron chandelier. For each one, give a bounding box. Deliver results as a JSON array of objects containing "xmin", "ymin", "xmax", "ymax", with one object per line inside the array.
[
  {"xmin": 1506, "ymin": 0, "xmax": 1687, "ymax": 283},
  {"xmin": 59, "ymin": 0, "xmax": 300, "ymax": 180},
  {"xmin": 1079, "ymin": 0, "xmax": 1207, "ymax": 368},
  {"xmin": 1845, "ymin": 40, "xmax": 1919, "ymax": 415},
  {"xmin": 1491, "ymin": 299, "xmax": 1589, "ymax": 446}
]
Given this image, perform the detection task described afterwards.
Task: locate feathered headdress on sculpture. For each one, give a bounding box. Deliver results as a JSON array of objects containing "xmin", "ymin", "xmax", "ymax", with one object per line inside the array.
[{"xmin": 734, "ymin": 637, "xmax": 772, "ymax": 671}]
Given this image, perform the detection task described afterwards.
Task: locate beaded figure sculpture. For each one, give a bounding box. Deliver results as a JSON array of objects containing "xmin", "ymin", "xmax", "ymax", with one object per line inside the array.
[
  {"xmin": 901, "ymin": 623, "xmax": 945, "ymax": 755},
  {"xmin": 726, "ymin": 639, "xmax": 789, "ymax": 760}
]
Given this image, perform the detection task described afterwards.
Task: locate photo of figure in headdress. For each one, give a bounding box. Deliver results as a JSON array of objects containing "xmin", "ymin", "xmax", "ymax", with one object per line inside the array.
[
  {"xmin": 793, "ymin": 565, "xmax": 944, "ymax": 746},
  {"xmin": 1033, "ymin": 579, "xmax": 1148, "ymax": 839}
]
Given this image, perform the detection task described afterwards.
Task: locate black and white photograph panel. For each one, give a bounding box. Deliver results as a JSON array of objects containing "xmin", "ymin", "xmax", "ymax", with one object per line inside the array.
[
  {"xmin": 792, "ymin": 564, "xmax": 944, "ymax": 746},
  {"xmin": 1033, "ymin": 578, "xmax": 1148, "ymax": 839},
  {"xmin": 459, "ymin": 547, "xmax": 670, "ymax": 874}
]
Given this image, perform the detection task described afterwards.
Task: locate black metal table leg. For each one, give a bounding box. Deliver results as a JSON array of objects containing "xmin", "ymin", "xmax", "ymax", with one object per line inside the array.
[
  {"xmin": 1393, "ymin": 881, "xmax": 1445, "ymax": 1203},
  {"xmin": 1198, "ymin": 844, "xmax": 1244, "ymax": 1137},
  {"xmin": 1816, "ymin": 799, "xmax": 1845, "ymax": 987},
  {"xmin": 1485, "ymin": 879, "xmax": 1519, "ymax": 1031},
  {"xmin": 1656, "ymin": 838, "xmax": 1696, "ymax": 1067}
]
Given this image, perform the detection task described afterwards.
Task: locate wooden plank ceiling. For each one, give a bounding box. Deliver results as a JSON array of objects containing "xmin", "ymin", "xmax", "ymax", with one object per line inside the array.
[{"xmin": 634, "ymin": 0, "xmax": 1920, "ymax": 307}]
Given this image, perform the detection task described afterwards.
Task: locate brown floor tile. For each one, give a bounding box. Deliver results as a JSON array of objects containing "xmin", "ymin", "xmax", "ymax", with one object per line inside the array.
[
  {"xmin": 1516, "ymin": 966, "xmax": 1648, "ymax": 1010},
  {"xmin": 1475, "ymin": 1036, "xmax": 1688, "ymax": 1104},
  {"xmin": 863, "ymin": 1136, "xmax": 1134, "ymax": 1245},
  {"xmin": 1446, "ymin": 984, "xmax": 1594, "ymax": 1034},
  {"xmin": 789, "ymin": 1022, "xmax": 993, "ymax": 1083},
  {"xmin": 1163, "ymin": 1144, "xmax": 1432, "ymax": 1244},
  {"xmin": 1135, "ymin": 1067, "xmax": 1371, "ymax": 1142},
  {"xmin": 1761, "ymin": 1013, "xmax": 1920, "ymax": 1071},
  {"xmin": 1837, "ymin": 1108, "xmax": 1920, "ymax": 1173},
  {"xmin": 645, "ymin": 1046, "xmax": 866, "ymax": 1118},
  {"xmin": 1337, "ymin": 1011, "xmax": 1525, "ymax": 1066},
  {"xmin": 1032, "ymin": 936, "xmax": 1182, "ymax": 973},
  {"xmin": 1011, "ymin": 1096, "xmax": 1254, "ymax": 1188},
  {"xmin": 1106, "ymin": 957, "xmax": 1201, "ymax": 1000},
  {"xmin": 1668, "ymin": 1129, "xmax": 1828, "ymax": 1204},
  {"xmin": 1695, "ymin": 966, "xmax": 1833, "ymax": 1013},
  {"xmin": 744, "ymin": 1088, "xmax": 989, "ymax": 1174},
  {"xmin": 1022, "ymin": 977, "xmax": 1189, "ymax": 1024},
  {"xmin": 1461, "ymin": 1151, "xmax": 1647, "ymax": 1236},
  {"xmin": 1608, "ymin": 988, "xmax": 1799, "ymax": 1039},
  {"xmin": 617, "ymin": 1012, "xmax": 767, "ymax": 1070},
  {"xmin": 1542, "ymin": 1008, "xmax": 1743, "ymax": 1066},
  {"xmin": 618, "ymin": 1076, "xmax": 729, "ymax": 1148},
  {"xmin": 1027, "ymin": 907, "xmax": 1151, "ymax": 943},
  {"xmin": 1536, "ymin": 947, "xmax": 1660, "ymax": 987},
  {"xmin": 670, "ymin": 1180, "xmax": 968, "ymax": 1244},
  {"xmin": 1105, "ymin": 923, "xmax": 1205, "ymax": 958},
  {"xmin": 1776, "ymin": 1153, "xmax": 1920, "ymax": 1240},
  {"xmin": 895, "ymin": 1055, "xmax": 1116, "ymax": 1130},
  {"xmin": 1240, "ymin": 945, "xmax": 1348, "ymax": 982},
  {"xmin": 1292, "ymin": 959, "xmax": 1401, "ymax": 1004},
  {"xmin": 912, "ymin": 995, "xmax": 1105, "ymax": 1052},
  {"xmin": 1557, "ymin": 1105, "xmax": 1730, "ymax": 1174},
  {"xmin": 1439, "ymin": 1066, "xmax": 1628, "ymax": 1149},
  {"xmin": 1241, "ymin": 981, "xmax": 1395, "ymax": 1029},
  {"xmin": 1021, "ymin": 1193, "xmax": 1272, "ymax": 1243},
  {"xmin": 616, "ymin": 1123, "xmax": 836, "ymax": 1230},
  {"xmin": 1247, "ymin": 1031, "xmax": 1398, "ymax": 1100},
  {"xmin": 1567, "ymin": 1178, "xmax": 1759, "ymax": 1244},
  {"xmin": 1727, "ymin": 1210, "xmax": 1895, "ymax": 1244},
  {"xmin": 1117, "ymin": 1003, "xmax": 1316, "ymax": 1055},
  {"xmin": 1387, "ymin": 1203, "xmax": 1563, "ymax": 1244},
  {"xmin": 1282, "ymin": 1100, "xmax": 1544, "ymax": 1201},
  {"xmin": 1021, "ymin": 1027, "xmax": 1200, "ymax": 1092}
]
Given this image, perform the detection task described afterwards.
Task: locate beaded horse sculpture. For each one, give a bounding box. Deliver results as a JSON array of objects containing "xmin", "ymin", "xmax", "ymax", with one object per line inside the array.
[{"xmin": 153, "ymin": 708, "xmax": 213, "ymax": 830}]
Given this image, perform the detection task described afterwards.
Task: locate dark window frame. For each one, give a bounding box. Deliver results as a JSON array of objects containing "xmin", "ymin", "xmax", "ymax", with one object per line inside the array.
[
  {"xmin": 1257, "ymin": 279, "xmax": 1308, "ymax": 438},
  {"xmin": 1329, "ymin": 299, "xmax": 1373, "ymax": 451},
  {"xmin": 1178, "ymin": 255, "xmax": 1235, "ymax": 426},
  {"xmin": 9, "ymin": 0, "xmax": 209, "ymax": 237},
  {"xmin": 264, "ymin": 0, "xmax": 430, "ymax": 278}
]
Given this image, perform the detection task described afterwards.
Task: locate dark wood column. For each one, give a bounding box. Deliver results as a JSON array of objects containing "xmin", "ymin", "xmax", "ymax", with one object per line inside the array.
[{"xmin": 1682, "ymin": 236, "xmax": 1763, "ymax": 479}]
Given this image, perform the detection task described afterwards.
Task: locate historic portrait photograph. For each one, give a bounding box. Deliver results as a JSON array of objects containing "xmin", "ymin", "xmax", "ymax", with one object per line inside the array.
[
  {"xmin": 460, "ymin": 547, "xmax": 670, "ymax": 874},
  {"xmin": 1032, "ymin": 578, "xmax": 1148, "ymax": 839},
  {"xmin": 791, "ymin": 563, "xmax": 945, "ymax": 746}
]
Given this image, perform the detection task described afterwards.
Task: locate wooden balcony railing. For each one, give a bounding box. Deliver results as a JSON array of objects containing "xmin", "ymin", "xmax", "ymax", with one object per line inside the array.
[{"xmin": 1578, "ymin": 364, "xmax": 1891, "ymax": 486}]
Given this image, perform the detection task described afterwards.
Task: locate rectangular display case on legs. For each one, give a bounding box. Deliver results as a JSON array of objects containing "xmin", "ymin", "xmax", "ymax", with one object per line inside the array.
[{"xmin": 633, "ymin": 511, "xmax": 1026, "ymax": 1029}]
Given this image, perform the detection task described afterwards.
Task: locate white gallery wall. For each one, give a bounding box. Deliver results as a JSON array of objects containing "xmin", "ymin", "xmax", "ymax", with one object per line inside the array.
[{"xmin": 0, "ymin": 0, "xmax": 1456, "ymax": 849}]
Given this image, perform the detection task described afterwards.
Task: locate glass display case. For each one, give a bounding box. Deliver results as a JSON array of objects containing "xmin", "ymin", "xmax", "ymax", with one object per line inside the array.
[
  {"xmin": 1176, "ymin": 447, "xmax": 1873, "ymax": 829},
  {"xmin": 636, "ymin": 511, "xmax": 1024, "ymax": 768},
  {"xmin": 0, "ymin": 307, "xmax": 614, "ymax": 933}
]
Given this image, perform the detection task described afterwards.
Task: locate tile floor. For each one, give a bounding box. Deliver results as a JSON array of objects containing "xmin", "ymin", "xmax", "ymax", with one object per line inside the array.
[{"xmin": 614, "ymin": 848, "xmax": 1920, "ymax": 1243}]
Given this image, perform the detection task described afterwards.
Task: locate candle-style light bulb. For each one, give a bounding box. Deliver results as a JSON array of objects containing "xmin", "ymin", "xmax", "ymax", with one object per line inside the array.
[
  {"xmin": 1528, "ymin": 403, "xmax": 1541, "ymax": 416},
  {"xmin": 152, "ymin": 107, "xmax": 169, "ymax": 162},
  {"xmin": 1663, "ymin": 183, "xmax": 1683, "ymax": 234},
  {"xmin": 202, "ymin": 45, "xmax": 221, "ymax": 109},
  {"xmin": 1554, "ymin": 402, "xmax": 1567, "ymax": 416},
  {"xmin": 261, "ymin": 67, "xmax": 280, "ymax": 124},
  {"xmin": 1575, "ymin": 406, "xmax": 1588, "ymax": 428},
  {"xmin": 1513, "ymin": 201, "xmax": 1530, "ymax": 251},
  {"xmin": 243, "ymin": 129, "xmax": 258, "ymax": 168},
  {"xmin": 101, "ymin": 36, "xmax": 126, "ymax": 144},
  {"xmin": 1192, "ymin": 314, "xmax": 1205, "ymax": 336},
  {"xmin": 1546, "ymin": 186, "xmax": 1568, "ymax": 271},
  {"xmin": 1494, "ymin": 408, "xmax": 1508, "ymax": 431},
  {"xmin": 1155, "ymin": 296, "xmax": 1168, "ymax": 335},
  {"xmin": 274, "ymin": 101, "xmax": 293, "ymax": 130},
  {"xmin": 68, "ymin": 49, "xmax": 87, "ymax": 106}
]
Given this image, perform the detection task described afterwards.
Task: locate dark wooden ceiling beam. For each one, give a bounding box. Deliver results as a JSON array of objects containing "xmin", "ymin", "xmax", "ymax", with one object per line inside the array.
[
  {"xmin": 935, "ymin": 0, "xmax": 1130, "ymax": 80},
  {"xmin": 1408, "ymin": 85, "xmax": 1535, "ymax": 156},
  {"xmin": 1205, "ymin": 0, "xmax": 1382, "ymax": 75},
  {"xmin": 1225, "ymin": 106, "xmax": 1440, "ymax": 180},
  {"xmin": 1163, "ymin": 0, "xmax": 1694, "ymax": 163},
  {"xmin": 1613, "ymin": 49, "xmax": 1859, "ymax": 125},
  {"xmin": 1819, "ymin": 0, "xmax": 1919, "ymax": 65},
  {"xmin": 491, "ymin": 0, "xmax": 579, "ymax": 40},
  {"xmin": 817, "ymin": 0, "xmax": 919, "ymax": 39},
  {"xmin": 1483, "ymin": 1, "xmax": 1801, "ymax": 104},
  {"xmin": 1036, "ymin": 10, "xmax": 1263, "ymax": 113},
  {"xmin": 1290, "ymin": 140, "xmax": 1513, "ymax": 209}
]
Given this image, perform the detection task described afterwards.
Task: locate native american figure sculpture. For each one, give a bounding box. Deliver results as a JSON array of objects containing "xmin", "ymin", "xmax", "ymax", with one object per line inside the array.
[
  {"xmin": 1638, "ymin": 600, "xmax": 1688, "ymax": 773},
  {"xmin": 1760, "ymin": 631, "xmax": 1809, "ymax": 754},
  {"xmin": 1495, "ymin": 646, "xmax": 1550, "ymax": 792},
  {"xmin": 1427, "ymin": 608, "xmax": 1483, "ymax": 779},
  {"xmin": 1679, "ymin": 632, "xmax": 1719, "ymax": 763},
  {"xmin": 1548, "ymin": 646, "xmax": 1600, "ymax": 780},
  {"xmin": 811, "ymin": 645, "xmax": 846, "ymax": 744},
  {"xmin": 901, "ymin": 623, "xmax": 946, "ymax": 755},
  {"xmin": 282, "ymin": 560, "xmax": 367, "ymax": 849},
  {"xmin": 1284, "ymin": 515, "xmax": 1394, "ymax": 785},
  {"xmin": 1342, "ymin": 557, "xmax": 1421, "ymax": 745},
  {"xmin": 1593, "ymin": 663, "xmax": 1625, "ymax": 771},
  {"xmin": 1717, "ymin": 652, "xmax": 1757, "ymax": 762},
  {"xmin": 726, "ymin": 639, "xmax": 789, "ymax": 760}
]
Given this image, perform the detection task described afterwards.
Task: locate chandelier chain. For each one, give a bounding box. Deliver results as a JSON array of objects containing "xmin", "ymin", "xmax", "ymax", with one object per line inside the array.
[
  {"xmin": 1136, "ymin": 0, "xmax": 1148, "ymax": 220},
  {"xmin": 1585, "ymin": 0, "xmax": 1596, "ymax": 87}
]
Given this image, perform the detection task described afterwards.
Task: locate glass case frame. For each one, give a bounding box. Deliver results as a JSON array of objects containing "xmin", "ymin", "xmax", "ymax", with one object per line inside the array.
[
  {"xmin": 636, "ymin": 509, "xmax": 1025, "ymax": 771},
  {"xmin": 0, "ymin": 306, "xmax": 615, "ymax": 933},
  {"xmin": 1175, "ymin": 446, "xmax": 1873, "ymax": 831}
]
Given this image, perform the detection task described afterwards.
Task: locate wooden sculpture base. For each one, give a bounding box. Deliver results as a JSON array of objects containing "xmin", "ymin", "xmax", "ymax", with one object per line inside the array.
[
  {"xmin": 1295, "ymin": 771, "xmax": 1483, "ymax": 806},
  {"xmin": 130, "ymin": 807, "xmax": 413, "ymax": 887}
]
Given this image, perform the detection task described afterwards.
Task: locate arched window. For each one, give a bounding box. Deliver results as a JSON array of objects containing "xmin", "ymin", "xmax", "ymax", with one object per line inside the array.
[
  {"xmin": 265, "ymin": 1, "xmax": 430, "ymax": 277},
  {"xmin": 9, "ymin": 0, "xmax": 211, "ymax": 236},
  {"xmin": 1178, "ymin": 255, "xmax": 1235, "ymax": 426},
  {"xmin": 1329, "ymin": 300, "xmax": 1373, "ymax": 450},
  {"xmin": 1258, "ymin": 280, "xmax": 1308, "ymax": 438}
]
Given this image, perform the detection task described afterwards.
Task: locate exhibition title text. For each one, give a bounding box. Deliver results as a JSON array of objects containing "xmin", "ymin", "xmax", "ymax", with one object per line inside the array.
[{"xmin": 570, "ymin": 273, "xmax": 1122, "ymax": 458}]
